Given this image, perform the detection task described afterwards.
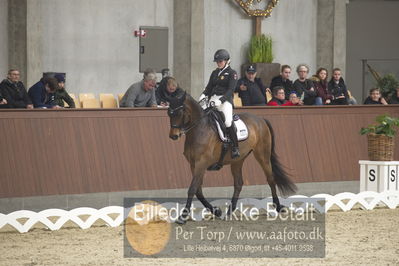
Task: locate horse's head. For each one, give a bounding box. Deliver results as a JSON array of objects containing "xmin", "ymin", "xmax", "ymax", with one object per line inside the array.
[{"xmin": 167, "ymin": 91, "xmax": 189, "ymax": 140}]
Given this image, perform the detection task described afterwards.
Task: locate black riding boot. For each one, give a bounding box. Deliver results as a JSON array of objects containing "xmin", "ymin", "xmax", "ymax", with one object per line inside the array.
[{"xmin": 227, "ymin": 124, "xmax": 240, "ymax": 159}]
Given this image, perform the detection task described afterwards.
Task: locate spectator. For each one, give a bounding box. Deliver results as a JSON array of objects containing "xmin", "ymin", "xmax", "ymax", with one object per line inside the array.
[
  {"xmin": 388, "ymin": 87, "xmax": 399, "ymax": 104},
  {"xmin": 161, "ymin": 68, "xmax": 170, "ymax": 79},
  {"xmin": 235, "ymin": 65, "xmax": 266, "ymax": 106},
  {"xmin": 270, "ymin": 65, "xmax": 293, "ymax": 99},
  {"xmin": 293, "ymin": 64, "xmax": 318, "ymax": 105},
  {"xmin": 120, "ymin": 68, "xmax": 157, "ymax": 107},
  {"xmin": 156, "ymin": 68, "xmax": 170, "ymax": 89},
  {"xmin": 28, "ymin": 77, "xmax": 61, "ymax": 108},
  {"xmin": 155, "ymin": 77, "xmax": 183, "ymax": 106},
  {"xmin": 311, "ymin": 67, "xmax": 333, "ymax": 105},
  {"xmin": 54, "ymin": 73, "xmax": 75, "ymax": 108},
  {"xmin": 0, "ymin": 69, "xmax": 33, "ymax": 109},
  {"xmin": 267, "ymin": 87, "xmax": 300, "ymax": 106},
  {"xmin": 0, "ymin": 91, "xmax": 7, "ymax": 108},
  {"xmin": 328, "ymin": 68, "xmax": 349, "ymax": 105},
  {"xmin": 364, "ymin": 88, "xmax": 388, "ymax": 105}
]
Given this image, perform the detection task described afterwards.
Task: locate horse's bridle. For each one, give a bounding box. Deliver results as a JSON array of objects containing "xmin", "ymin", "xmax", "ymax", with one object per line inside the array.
[{"xmin": 168, "ymin": 104, "xmax": 205, "ymax": 135}]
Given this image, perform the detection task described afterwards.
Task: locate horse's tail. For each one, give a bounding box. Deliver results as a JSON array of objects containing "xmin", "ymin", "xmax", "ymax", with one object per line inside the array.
[{"xmin": 264, "ymin": 119, "xmax": 297, "ymax": 196}]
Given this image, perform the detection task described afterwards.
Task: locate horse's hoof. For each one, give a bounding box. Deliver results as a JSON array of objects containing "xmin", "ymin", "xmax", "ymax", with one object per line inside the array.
[
  {"xmin": 175, "ymin": 216, "xmax": 187, "ymax": 225},
  {"xmin": 226, "ymin": 206, "xmax": 236, "ymax": 219},
  {"xmin": 212, "ymin": 207, "xmax": 222, "ymax": 218},
  {"xmin": 276, "ymin": 204, "xmax": 288, "ymax": 213}
]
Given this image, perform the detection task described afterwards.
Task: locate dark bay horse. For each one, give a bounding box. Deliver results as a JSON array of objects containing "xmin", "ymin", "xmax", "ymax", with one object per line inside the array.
[{"xmin": 167, "ymin": 92, "xmax": 297, "ymax": 224}]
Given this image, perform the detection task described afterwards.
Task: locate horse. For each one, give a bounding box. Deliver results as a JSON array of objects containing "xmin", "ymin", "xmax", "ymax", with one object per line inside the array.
[{"xmin": 167, "ymin": 92, "xmax": 297, "ymax": 224}]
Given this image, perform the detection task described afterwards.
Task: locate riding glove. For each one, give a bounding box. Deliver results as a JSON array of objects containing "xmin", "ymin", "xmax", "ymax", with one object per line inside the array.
[{"xmin": 212, "ymin": 99, "xmax": 222, "ymax": 107}]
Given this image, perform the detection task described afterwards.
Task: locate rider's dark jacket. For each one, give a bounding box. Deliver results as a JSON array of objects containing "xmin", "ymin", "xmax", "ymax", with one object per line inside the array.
[{"xmin": 203, "ymin": 66, "xmax": 237, "ymax": 104}]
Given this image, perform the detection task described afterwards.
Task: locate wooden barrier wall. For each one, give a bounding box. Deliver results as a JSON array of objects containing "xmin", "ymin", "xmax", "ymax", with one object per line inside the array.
[{"xmin": 0, "ymin": 106, "xmax": 398, "ymax": 198}]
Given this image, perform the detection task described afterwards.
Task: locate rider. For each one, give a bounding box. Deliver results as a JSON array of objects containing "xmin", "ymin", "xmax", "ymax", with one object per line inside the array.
[{"xmin": 199, "ymin": 49, "xmax": 240, "ymax": 159}]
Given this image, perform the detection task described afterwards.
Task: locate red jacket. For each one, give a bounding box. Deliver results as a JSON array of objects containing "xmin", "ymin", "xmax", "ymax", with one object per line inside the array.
[{"xmin": 267, "ymin": 98, "xmax": 296, "ymax": 106}]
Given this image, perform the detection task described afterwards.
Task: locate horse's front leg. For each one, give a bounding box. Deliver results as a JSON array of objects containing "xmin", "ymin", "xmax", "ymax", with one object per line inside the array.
[
  {"xmin": 176, "ymin": 165, "xmax": 206, "ymax": 225},
  {"xmin": 196, "ymin": 187, "xmax": 222, "ymax": 218}
]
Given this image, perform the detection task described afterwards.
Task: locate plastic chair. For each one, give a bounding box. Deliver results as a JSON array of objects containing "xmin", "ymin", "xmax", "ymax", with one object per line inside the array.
[
  {"xmin": 266, "ymin": 90, "xmax": 272, "ymax": 103},
  {"xmin": 67, "ymin": 93, "xmax": 80, "ymax": 108},
  {"xmin": 79, "ymin": 93, "xmax": 95, "ymax": 107},
  {"xmin": 118, "ymin": 93, "xmax": 125, "ymax": 104},
  {"xmin": 82, "ymin": 98, "xmax": 100, "ymax": 108},
  {"xmin": 100, "ymin": 93, "xmax": 117, "ymax": 108},
  {"xmin": 233, "ymin": 92, "xmax": 242, "ymax": 107}
]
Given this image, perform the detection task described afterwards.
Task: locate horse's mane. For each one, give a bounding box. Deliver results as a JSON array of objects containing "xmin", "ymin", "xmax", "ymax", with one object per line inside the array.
[{"xmin": 184, "ymin": 93, "xmax": 204, "ymax": 115}]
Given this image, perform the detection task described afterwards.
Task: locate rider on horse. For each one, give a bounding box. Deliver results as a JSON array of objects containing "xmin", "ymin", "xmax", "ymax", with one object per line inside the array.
[{"xmin": 199, "ymin": 49, "xmax": 240, "ymax": 159}]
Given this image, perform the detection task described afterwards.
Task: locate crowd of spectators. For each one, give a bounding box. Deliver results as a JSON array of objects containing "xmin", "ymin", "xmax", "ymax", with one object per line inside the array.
[
  {"xmin": 0, "ymin": 64, "xmax": 398, "ymax": 109},
  {"xmin": 0, "ymin": 69, "xmax": 73, "ymax": 109},
  {"xmin": 237, "ymin": 64, "xmax": 398, "ymax": 107}
]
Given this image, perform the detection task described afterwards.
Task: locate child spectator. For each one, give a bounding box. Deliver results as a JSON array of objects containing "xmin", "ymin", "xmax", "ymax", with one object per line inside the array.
[
  {"xmin": 54, "ymin": 73, "xmax": 75, "ymax": 108},
  {"xmin": 364, "ymin": 88, "xmax": 388, "ymax": 105},
  {"xmin": 328, "ymin": 68, "xmax": 349, "ymax": 105},
  {"xmin": 267, "ymin": 87, "xmax": 300, "ymax": 106}
]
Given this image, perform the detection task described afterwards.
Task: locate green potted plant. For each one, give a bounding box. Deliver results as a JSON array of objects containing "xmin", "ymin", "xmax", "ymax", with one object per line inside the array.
[
  {"xmin": 360, "ymin": 114, "xmax": 399, "ymax": 161},
  {"xmin": 248, "ymin": 34, "xmax": 274, "ymax": 63},
  {"xmin": 377, "ymin": 74, "xmax": 399, "ymax": 100},
  {"xmin": 242, "ymin": 34, "xmax": 280, "ymax": 88}
]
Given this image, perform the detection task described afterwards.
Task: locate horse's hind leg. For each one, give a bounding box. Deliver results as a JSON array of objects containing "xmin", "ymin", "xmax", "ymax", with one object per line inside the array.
[
  {"xmin": 227, "ymin": 160, "xmax": 244, "ymax": 216},
  {"xmin": 253, "ymin": 148, "xmax": 284, "ymax": 212}
]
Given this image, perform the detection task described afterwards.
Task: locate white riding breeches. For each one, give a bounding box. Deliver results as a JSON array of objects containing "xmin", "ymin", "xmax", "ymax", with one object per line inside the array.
[{"xmin": 209, "ymin": 95, "xmax": 233, "ymax": 128}]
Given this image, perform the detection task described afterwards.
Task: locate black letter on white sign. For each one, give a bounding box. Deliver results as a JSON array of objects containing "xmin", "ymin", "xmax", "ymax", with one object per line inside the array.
[{"xmin": 369, "ymin": 169, "xmax": 376, "ymax": 182}]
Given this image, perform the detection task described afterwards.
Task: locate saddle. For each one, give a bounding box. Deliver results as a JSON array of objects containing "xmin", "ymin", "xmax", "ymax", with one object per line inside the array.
[
  {"xmin": 205, "ymin": 108, "xmax": 249, "ymax": 171},
  {"xmin": 207, "ymin": 109, "xmax": 249, "ymax": 143}
]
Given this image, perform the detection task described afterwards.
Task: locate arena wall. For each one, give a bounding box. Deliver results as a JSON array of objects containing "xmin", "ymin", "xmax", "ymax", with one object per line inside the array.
[
  {"xmin": 346, "ymin": 0, "xmax": 399, "ymax": 102},
  {"xmin": 0, "ymin": 0, "xmax": 8, "ymax": 76},
  {"xmin": 0, "ymin": 106, "xmax": 397, "ymax": 199},
  {"xmin": 33, "ymin": 0, "xmax": 174, "ymax": 93}
]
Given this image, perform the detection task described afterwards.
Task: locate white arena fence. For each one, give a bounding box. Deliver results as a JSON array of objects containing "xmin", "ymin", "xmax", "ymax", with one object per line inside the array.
[{"xmin": 1, "ymin": 191, "xmax": 398, "ymax": 233}]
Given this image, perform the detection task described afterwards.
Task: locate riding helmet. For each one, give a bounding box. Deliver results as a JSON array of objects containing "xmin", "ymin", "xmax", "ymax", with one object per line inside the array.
[{"xmin": 213, "ymin": 49, "xmax": 230, "ymax": 62}]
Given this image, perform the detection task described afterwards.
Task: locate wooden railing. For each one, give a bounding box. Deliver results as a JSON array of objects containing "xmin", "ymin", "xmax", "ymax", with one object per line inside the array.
[{"xmin": 0, "ymin": 105, "xmax": 398, "ymax": 198}]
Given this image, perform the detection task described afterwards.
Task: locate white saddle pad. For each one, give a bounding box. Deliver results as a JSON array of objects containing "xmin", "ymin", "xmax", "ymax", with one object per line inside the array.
[{"xmin": 215, "ymin": 118, "xmax": 249, "ymax": 142}]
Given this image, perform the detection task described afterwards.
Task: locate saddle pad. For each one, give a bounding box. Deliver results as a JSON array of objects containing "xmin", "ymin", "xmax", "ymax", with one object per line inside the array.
[{"xmin": 215, "ymin": 119, "xmax": 249, "ymax": 142}]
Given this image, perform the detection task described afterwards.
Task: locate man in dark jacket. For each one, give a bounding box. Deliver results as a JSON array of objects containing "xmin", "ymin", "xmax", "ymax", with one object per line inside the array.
[
  {"xmin": 269, "ymin": 65, "xmax": 294, "ymax": 100},
  {"xmin": 0, "ymin": 69, "xmax": 33, "ymax": 109},
  {"xmin": 328, "ymin": 68, "xmax": 349, "ymax": 105},
  {"xmin": 155, "ymin": 76, "xmax": 183, "ymax": 106},
  {"xmin": 235, "ymin": 65, "xmax": 266, "ymax": 106},
  {"xmin": 54, "ymin": 73, "xmax": 75, "ymax": 108},
  {"xmin": 28, "ymin": 77, "xmax": 60, "ymax": 108}
]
